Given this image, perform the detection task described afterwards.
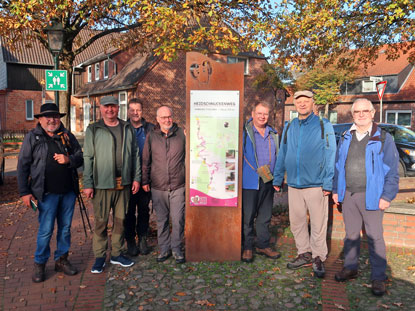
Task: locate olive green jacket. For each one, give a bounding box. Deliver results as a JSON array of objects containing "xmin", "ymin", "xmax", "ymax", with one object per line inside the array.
[{"xmin": 83, "ymin": 119, "xmax": 141, "ymax": 189}]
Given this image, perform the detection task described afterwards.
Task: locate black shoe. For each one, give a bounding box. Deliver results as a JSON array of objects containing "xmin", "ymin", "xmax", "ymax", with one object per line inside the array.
[
  {"xmin": 287, "ymin": 252, "xmax": 312, "ymax": 269},
  {"xmin": 312, "ymin": 256, "xmax": 325, "ymax": 278},
  {"xmin": 334, "ymin": 268, "xmax": 358, "ymax": 282},
  {"xmin": 55, "ymin": 253, "xmax": 78, "ymax": 276},
  {"xmin": 173, "ymin": 251, "xmax": 185, "ymax": 264},
  {"xmin": 157, "ymin": 250, "xmax": 172, "ymax": 263},
  {"xmin": 139, "ymin": 237, "xmax": 150, "ymax": 255},
  {"xmin": 32, "ymin": 262, "xmax": 46, "ymax": 283},
  {"xmin": 371, "ymin": 280, "xmax": 386, "ymax": 296},
  {"xmin": 127, "ymin": 240, "xmax": 139, "ymax": 257}
]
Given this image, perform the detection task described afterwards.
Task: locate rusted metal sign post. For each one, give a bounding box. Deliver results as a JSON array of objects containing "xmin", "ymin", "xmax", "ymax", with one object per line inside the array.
[{"xmin": 185, "ymin": 52, "xmax": 244, "ymax": 261}]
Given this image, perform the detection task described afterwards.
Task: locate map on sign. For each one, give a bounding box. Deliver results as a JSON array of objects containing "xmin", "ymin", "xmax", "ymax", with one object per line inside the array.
[
  {"xmin": 45, "ymin": 70, "xmax": 67, "ymax": 91},
  {"xmin": 189, "ymin": 90, "xmax": 239, "ymax": 207}
]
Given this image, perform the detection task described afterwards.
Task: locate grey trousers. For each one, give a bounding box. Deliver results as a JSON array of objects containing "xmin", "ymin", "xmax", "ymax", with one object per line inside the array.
[
  {"xmin": 151, "ymin": 187, "xmax": 185, "ymax": 254},
  {"xmin": 342, "ymin": 191, "xmax": 387, "ymax": 281}
]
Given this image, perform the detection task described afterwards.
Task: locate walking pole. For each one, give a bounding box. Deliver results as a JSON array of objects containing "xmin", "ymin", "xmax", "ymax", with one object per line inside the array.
[{"xmin": 78, "ymin": 194, "xmax": 93, "ymax": 234}]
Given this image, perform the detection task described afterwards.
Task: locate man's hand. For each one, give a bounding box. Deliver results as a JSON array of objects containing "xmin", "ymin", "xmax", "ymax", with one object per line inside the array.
[
  {"xmin": 273, "ymin": 185, "xmax": 280, "ymax": 192},
  {"xmin": 53, "ymin": 153, "xmax": 69, "ymax": 164},
  {"xmin": 379, "ymin": 198, "xmax": 390, "ymax": 210},
  {"xmin": 332, "ymin": 193, "xmax": 339, "ymax": 205},
  {"xmin": 142, "ymin": 185, "xmax": 150, "ymax": 192},
  {"xmin": 84, "ymin": 188, "xmax": 94, "ymax": 199},
  {"xmin": 22, "ymin": 194, "xmax": 36, "ymax": 209},
  {"xmin": 323, "ymin": 190, "xmax": 331, "ymax": 196},
  {"xmin": 132, "ymin": 181, "xmax": 140, "ymax": 194}
]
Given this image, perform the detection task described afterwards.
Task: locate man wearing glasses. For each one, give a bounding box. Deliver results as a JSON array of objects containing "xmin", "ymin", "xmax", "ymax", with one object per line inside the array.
[
  {"xmin": 142, "ymin": 106, "xmax": 186, "ymax": 264},
  {"xmin": 332, "ymin": 98, "xmax": 399, "ymax": 296},
  {"xmin": 18, "ymin": 102, "xmax": 83, "ymax": 282}
]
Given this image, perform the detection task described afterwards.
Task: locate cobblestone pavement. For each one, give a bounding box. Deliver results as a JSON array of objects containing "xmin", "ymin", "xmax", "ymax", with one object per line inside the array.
[{"xmin": 1, "ymin": 176, "xmax": 415, "ymax": 310}]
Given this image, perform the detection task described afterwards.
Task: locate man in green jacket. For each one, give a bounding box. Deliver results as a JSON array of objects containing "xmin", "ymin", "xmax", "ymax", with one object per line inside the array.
[{"xmin": 83, "ymin": 96, "xmax": 141, "ymax": 273}]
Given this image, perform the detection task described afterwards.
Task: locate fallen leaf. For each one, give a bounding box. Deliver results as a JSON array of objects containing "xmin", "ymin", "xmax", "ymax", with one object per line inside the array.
[
  {"xmin": 195, "ymin": 300, "xmax": 215, "ymax": 306},
  {"xmin": 138, "ymin": 307, "xmax": 144, "ymax": 310},
  {"xmin": 50, "ymin": 288, "xmax": 57, "ymax": 293},
  {"xmin": 378, "ymin": 303, "xmax": 389, "ymax": 309},
  {"xmin": 79, "ymin": 285, "xmax": 87, "ymax": 289},
  {"xmin": 172, "ymin": 297, "xmax": 179, "ymax": 302},
  {"xmin": 393, "ymin": 302, "xmax": 403, "ymax": 307},
  {"xmin": 335, "ymin": 303, "xmax": 346, "ymax": 310},
  {"xmin": 258, "ymin": 281, "xmax": 263, "ymax": 287},
  {"xmin": 176, "ymin": 292, "xmax": 187, "ymax": 296},
  {"xmin": 19, "ymin": 298, "xmax": 25, "ymax": 302},
  {"xmin": 362, "ymin": 283, "xmax": 371, "ymax": 288},
  {"xmin": 406, "ymin": 266, "xmax": 415, "ymax": 271},
  {"xmin": 128, "ymin": 291, "xmax": 134, "ymax": 296},
  {"xmin": 162, "ymin": 299, "xmax": 169, "ymax": 304},
  {"xmin": 3, "ymin": 276, "xmax": 10, "ymax": 280},
  {"xmin": 57, "ymin": 275, "xmax": 64, "ymax": 279},
  {"xmin": 302, "ymin": 293, "xmax": 312, "ymax": 298}
]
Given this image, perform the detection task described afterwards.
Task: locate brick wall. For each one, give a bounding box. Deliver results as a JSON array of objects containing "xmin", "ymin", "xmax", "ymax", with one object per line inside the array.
[{"xmin": 329, "ymin": 206, "xmax": 415, "ymax": 250}]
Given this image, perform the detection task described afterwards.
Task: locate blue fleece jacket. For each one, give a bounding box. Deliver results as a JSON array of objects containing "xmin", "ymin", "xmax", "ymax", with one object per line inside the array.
[
  {"xmin": 273, "ymin": 113, "xmax": 336, "ymax": 190},
  {"xmin": 332, "ymin": 124, "xmax": 399, "ymax": 210},
  {"xmin": 242, "ymin": 118, "xmax": 279, "ymax": 190}
]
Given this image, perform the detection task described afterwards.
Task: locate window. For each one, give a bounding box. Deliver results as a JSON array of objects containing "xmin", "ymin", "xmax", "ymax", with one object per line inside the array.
[
  {"xmin": 289, "ymin": 110, "xmax": 298, "ymax": 121},
  {"xmin": 227, "ymin": 56, "xmax": 249, "ymax": 75},
  {"xmin": 118, "ymin": 91, "xmax": 127, "ymax": 120},
  {"xmin": 95, "ymin": 63, "xmax": 100, "ymax": 81},
  {"xmin": 87, "ymin": 66, "xmax": 92, "ymax": 82},
  {"xmin": 362, "ymin": 76, "xmax": 382, "ymax": 93},
  {"xmin": 25, "ymin": 100, "xmax": 34, "ymax": 120},
  {"xmin": 319, "ymin": 111, "xmax": 338, "ymax": 124},
  {"xmin": 386, "ymin": 110, "xmax": 412, "ymax": 127},
  {"xmin": 104, "ymin": 60, "xmax": 109, "ymax": 79}
]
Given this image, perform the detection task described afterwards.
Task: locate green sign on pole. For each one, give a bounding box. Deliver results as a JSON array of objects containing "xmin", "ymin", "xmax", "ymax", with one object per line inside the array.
[{"xmin": 45, "ymin": 70, "xmax": 67, "ymax": 91}]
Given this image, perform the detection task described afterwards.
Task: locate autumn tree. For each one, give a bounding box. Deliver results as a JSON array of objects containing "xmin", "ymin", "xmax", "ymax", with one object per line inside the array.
[
  {"xmin": 295, "ymin": 63, "xmax": 356, "ymax": 118},
  {"xmin": 0, "ymin": 0, "xmax": 273, "ymax": 129},
  {"xmin": 268, "ymin": 0, "xmax": 415, "ymax": 69}
]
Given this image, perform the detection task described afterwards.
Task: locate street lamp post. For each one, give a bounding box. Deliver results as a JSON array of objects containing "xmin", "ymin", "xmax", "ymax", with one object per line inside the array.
[{"xmin": 44, "ymin": 19, "xmax": 64, "ymax": 108}]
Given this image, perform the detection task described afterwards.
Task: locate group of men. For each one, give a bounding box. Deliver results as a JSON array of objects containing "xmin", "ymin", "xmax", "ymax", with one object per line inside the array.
[
  {"xmin": 18, "ymin": 90, "xmax": 398, "ymax": 297},
  {"xmin": 18, "ymin": 96, "xmax": 186, "ymax": 282},
  {"xmin": 242, "ymin": 91, "xmax": 399, "ymax": 296}
]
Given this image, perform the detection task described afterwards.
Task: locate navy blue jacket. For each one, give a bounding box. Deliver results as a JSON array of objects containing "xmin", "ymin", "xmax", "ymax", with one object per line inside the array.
[{"xmin": 333, "ymin": 124, "xmax": 399, "ymax": 210}]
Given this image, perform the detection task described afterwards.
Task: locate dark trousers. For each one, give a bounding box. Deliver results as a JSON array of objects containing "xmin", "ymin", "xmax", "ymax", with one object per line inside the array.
[
  {"xmin": 124, "ymin": 188, "xmax": 151, "ymax": 241},
  {"xmin": 342, "ymin": 191, "xmax": 387, "ymax": 281},
  {"xmin": 242, "ymin": 179, "xmax": 274, "ymax": 250}
]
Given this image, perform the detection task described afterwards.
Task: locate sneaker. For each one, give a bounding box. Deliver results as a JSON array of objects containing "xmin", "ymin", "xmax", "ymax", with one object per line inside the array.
[
  {"xmin": 173, "ymin": 251, "xmax": 185, "ymax": 264},
  {"xmin": 110, "ymin": 255, "xmax": 134, "ymax": 267},
  {"xmin": 334, "ymin": 267, "xmax": 358, "ymax": 282},
  {"xmin": 91, "ymin": 257, "xmax": 106, "ymax": 274},
  {"xmin": 312, "ymin": 256, "xmax": 325, "ymax": 278},
  {"xmin": 287, "ymin": 252, "xmax": 312, "ymax": 270},
  {"xmin": 126, "ymin": 240, "xmax": 139, "ymax": 257},
  {"xmin": 157, "ymin": 250, "xmax": 172, "ymax": 263},
  {"xmin": 371, "ymin": 280, "xmax": 386, "ymax": 296}
]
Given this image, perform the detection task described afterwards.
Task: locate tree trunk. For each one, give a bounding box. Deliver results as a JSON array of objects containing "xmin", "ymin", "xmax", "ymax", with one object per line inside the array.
[
  {"xmin": 324, "ymin": 103, "xmax": 329, "ymax": 119},
  {"xmin": 59, "ymin": 55, "xmax": 74, "ymax": 131}
]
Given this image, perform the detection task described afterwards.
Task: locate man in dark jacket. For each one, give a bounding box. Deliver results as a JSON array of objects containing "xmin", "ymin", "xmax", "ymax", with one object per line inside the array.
[
  {"xmin": 333, "ymin": 98, "xmax": 399, "ymax": 296},
  {"xmin": 142, "ymin": 106, "xmax": 186, "ymax": 264},
  {"xmin": 17, "ymin": 103, "xmax": 83, "ymax": 283},
  {"xmin": 124, "ymin": 98, "xmax": 154, "ymax": 256},
  {"xmin": 242, "ymin": 102, "xmax": 280, "ymax": 263}
]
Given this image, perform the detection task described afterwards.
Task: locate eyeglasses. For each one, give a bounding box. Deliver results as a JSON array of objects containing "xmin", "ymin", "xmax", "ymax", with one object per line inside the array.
[
  {"xmin": 158, "ymin": 115, "xmax": 172, "ymax": 120},
  {"xmin": 352, "ymin": 110, "xmax": 372, "ymax": 115}
]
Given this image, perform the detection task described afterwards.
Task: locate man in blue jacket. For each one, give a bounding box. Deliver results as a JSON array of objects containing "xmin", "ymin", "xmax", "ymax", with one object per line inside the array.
[
  {"xmin": 332, "ymin": 98, "xmax": 399, "ymax": 296},
  {"xmin": 273, "ymin": 90, "xmax": 336, "ymax": 278},
  {"xmin": 242, "ymin": 102, "xmax": 280, "ymax": 263}
]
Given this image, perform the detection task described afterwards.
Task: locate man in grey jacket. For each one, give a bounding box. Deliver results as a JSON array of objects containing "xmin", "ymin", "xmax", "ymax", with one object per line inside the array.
[
  {"xmin": 83, "ymin": 96, "xmax": 141, "ymax": 273},
  {"xmin": 142, "ymin": 106, "xmax": 186, "ymax": 264}
]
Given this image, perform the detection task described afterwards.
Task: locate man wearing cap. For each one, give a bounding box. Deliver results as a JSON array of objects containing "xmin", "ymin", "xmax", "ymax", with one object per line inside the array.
[
  {"xmin": 124, "ymin": 98, "xmax": 154, "ymax": 256},
  {"xmin": 83, "ymin": 96, "xmax": 141, "ymax": 273},
  {"xmin": 273, "ymin": 90, "xmax": 336, "ymax": 278},
  {"xmin": 18, "ymin": 102, "xmax": 83, "ymax": 283}
]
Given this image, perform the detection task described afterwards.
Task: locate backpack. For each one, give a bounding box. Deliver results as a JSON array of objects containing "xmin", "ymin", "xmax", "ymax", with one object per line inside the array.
[{"xmin": 283, "ymin": 116, "xmax": 325, "ymax": 144}]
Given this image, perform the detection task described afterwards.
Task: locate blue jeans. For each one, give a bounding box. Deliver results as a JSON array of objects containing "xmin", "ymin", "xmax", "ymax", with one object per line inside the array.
[{"xmin": 35, "ymin": 191, "xmax": 76, "ymax": 264}]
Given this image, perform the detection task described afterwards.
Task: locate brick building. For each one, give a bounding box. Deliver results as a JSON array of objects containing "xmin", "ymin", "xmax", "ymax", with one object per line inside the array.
[{"xmin": 285, "ymin": 47, "xmax": 415, "ymax": 131}]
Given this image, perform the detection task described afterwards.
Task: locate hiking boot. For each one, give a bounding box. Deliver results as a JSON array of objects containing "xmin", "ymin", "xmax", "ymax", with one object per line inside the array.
[
  {"xmin": 173, "ymin": 251, "xmax": 185, "ymax": 264},
  {"xmin": 241, "ymin": 249, "xmax": 253, "ymax": 263},
  {"xmin": 312, "ymin": 256, "xmax": 325, "ymax": 278},
  {"xmin": 32, "ymin": 262, "xmax": 46, "ymax": 283},
  {"xmin": 334, "ymin": 268, "xmax": 358, "ymax": 282},
  {"xmin": 256, "ymin": 247, "xmax": 281, "ymax": 259},
  {"xmin": 157, "ymin": 250, "xmax": 172, "ymax": 263},
  {"xmin": 139, "ymin": 237, "xmax": 150, "ymax": 255},
  {"xmin": 91, "ymin": 257, "xmax": 106, "ymax": 274},
  {"xmin": 371, "ymin": 280, "xmax": 386, "ymax": 296},
  {"xmin": 110, "ymin": 255, "xmax": 134, "ymax": 267},
  {"xmin": 55, "ymin": 253, "xmax": 78, "ymax": 276},
  {"xmin": 287, "ymin": 252, "xmax": 312, "ymax": 269},
  {"xmin": 127, "ymin": 240, "xmax": 139, "ymax": 257}
]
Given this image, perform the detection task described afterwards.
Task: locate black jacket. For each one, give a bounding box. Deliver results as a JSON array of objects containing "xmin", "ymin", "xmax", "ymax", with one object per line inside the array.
[
  {"xmin": 142, "ymin": 123, "xmax": 185, "ymax": 191},
  {"xmin": 17, "ymin": 123, "xmax": 83, "ymax": 200}
]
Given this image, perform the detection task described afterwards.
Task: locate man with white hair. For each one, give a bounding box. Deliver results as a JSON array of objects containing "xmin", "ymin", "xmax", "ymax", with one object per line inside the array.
[
  {"xmin": 333, "ymin": 98, "xmax": 399, "ymax": 296},
  {"xmin": 142, "ymin": 106, "xmax": 186, "ymax": 264}
]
